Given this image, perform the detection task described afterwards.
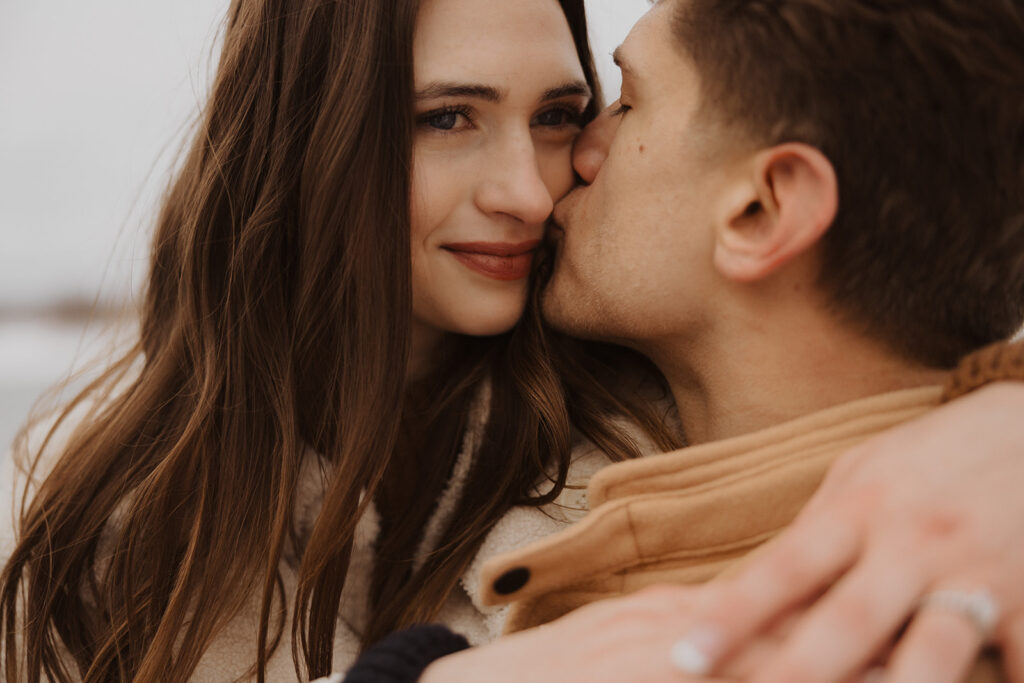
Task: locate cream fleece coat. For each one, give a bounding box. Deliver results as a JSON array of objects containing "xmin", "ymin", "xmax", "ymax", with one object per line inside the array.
[{"xmin": 1, "ymin": 383, "xmax": 658, "ymax": 681}]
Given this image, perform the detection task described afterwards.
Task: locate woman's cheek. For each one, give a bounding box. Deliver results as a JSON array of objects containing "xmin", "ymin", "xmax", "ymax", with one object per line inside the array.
[
  {"xmin": 410, "ymin": 152, "xmax": 459, "ymax": 244},
  {"xmin": 538, "ymin": 141, "xmax": 578, "ymax": 203},
  {"xmin": 409, "ymin": 150, "xmax": 433, "ymax": 238}
]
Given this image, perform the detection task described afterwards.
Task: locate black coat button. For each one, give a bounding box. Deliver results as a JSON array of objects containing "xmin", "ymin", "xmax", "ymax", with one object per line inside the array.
[{"xmin": 493, "ymin": 567, "xmax": 531, "ymax": 595}]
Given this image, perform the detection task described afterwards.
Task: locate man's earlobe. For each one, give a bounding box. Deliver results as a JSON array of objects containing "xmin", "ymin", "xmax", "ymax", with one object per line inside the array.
[{"xmin": 714, "ymin": 143, "xmax": 838, "ymax": 283}]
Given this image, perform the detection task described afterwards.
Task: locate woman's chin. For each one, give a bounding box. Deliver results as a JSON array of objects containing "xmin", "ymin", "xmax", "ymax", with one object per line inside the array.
[{"xmin": 447, "ymin": 305, "xmax": 528, "ymax": 338}]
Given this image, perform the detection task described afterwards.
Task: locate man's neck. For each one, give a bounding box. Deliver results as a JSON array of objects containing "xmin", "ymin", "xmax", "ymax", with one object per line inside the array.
[{"xmin": 646, "ymin": 304, "xmax": 948, "ymax": 446}]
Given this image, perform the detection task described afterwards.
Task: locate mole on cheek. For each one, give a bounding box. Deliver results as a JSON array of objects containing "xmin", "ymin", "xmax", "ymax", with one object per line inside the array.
[{"xmin": 639, "ymin": 144, "xmax": 645, "ymax": 153}]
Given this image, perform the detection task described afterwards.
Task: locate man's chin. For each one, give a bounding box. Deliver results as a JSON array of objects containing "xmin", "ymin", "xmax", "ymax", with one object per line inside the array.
[
  {"xmin": 540, "ymin": 276, "xmax": 602, "ymax": 341},
  {"xmin": 539, "ymin": 275, "xmax": 573, "ymax": 332}
]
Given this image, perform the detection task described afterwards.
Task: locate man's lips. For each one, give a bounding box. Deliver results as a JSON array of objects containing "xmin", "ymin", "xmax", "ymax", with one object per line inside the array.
[
  {"xmin": 442, "ymin": 239, "xmax": 542, "ymax": 281},
  {"xmin": 552, "ymin": 182, "xmax": 583, "ymax": 230}
]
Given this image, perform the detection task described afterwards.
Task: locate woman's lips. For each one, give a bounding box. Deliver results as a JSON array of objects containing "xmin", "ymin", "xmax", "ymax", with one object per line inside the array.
[{"xmin": 442, "ymin": 240, "xmax": 542, "ymax": 281}]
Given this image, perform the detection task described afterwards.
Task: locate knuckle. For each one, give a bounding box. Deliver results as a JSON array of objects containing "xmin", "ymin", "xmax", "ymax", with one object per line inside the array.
[
  {"xmin": 913, "ymin": 508, "xmax": 964, "ymax": 540},
  {"xmin": 902, "ymin": 506, "xmax": 985, "ymax": 558}
]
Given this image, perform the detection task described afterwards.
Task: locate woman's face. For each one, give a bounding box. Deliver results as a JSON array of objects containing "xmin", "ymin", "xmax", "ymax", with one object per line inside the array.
[{"xmin": 411, "ymin": 0, "xmax": 590, "ymax": 341}]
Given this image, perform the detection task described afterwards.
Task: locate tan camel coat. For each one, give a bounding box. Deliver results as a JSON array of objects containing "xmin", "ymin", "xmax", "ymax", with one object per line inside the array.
[{"xmin": 475, "ymin": 385, "xmax": 1004, "ymax": 681}]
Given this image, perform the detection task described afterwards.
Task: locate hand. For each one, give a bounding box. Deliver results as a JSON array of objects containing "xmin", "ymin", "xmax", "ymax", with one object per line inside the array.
[
  {"xmin": 667, "ymin": 382, "xmax": 1024, "ymax": 683},
  {"xmin": 419, "ymin": 586, "xmax": 738, "ymax": 683},
  {"xmin": 418, "ymin": 586, "xmax": 888, "ymax": 682},
  {"xmin": 415, "ymin": 585, "xmax": 897, "ymax": 679}
]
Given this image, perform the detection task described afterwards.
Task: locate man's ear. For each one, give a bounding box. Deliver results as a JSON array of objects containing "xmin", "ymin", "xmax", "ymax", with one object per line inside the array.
[{"xmin": 713, "ymin": 143, "xmax": 838, "ymax": 283}]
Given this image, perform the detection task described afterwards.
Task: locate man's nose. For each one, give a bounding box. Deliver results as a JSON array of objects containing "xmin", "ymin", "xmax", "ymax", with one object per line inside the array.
[{"xmin": 572, "ymin": 103, "xmax": 620, "ymax": 185}]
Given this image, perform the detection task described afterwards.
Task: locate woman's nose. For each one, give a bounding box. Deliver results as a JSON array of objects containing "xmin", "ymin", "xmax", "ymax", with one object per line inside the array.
[
  {"xmin": 475, "ymin": 136, "xmax": 554, "ymax": 225},
  {"xmin": 572, "ymin": 103, "xmax": 620, "ymax": 185}
]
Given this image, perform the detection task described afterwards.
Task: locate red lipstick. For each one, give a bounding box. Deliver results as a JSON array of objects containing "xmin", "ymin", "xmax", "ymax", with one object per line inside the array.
[{"xmin": 442, "ymin": 240, "xmax": 541, "ymax": 281}]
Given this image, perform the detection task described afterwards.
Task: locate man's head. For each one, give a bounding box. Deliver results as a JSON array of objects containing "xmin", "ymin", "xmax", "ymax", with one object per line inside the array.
[{"xmin": 545, "ymin": 0, "xmax": 1024, "ymax": 368}]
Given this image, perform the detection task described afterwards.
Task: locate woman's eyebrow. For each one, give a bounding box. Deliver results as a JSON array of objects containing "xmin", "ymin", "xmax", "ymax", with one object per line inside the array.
[
  {"xmin": 414, "ymin": 81, "xmax": 591, "ymax": 103},
  {"xmin": 415, "ymin": 83, "xmax": 504, "ymax": 101},
  {"xmin": 541, "ymin": 81, "xmax": 592, "ymax": 102}
]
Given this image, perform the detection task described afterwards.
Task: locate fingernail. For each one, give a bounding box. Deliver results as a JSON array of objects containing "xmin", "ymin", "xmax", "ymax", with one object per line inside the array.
[{"xmin": 669, "ymin": 628, "xmax": 721, "ymax": 675}]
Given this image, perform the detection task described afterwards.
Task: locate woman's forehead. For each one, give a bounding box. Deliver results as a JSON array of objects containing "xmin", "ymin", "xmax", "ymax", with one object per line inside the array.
[{"xmin": 413, "ymin": 0, "xmax": 585, "ymax": 90}]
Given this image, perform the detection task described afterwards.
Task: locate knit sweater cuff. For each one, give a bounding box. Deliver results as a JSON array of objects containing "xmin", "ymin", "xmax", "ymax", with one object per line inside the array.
[
  {"xmin": 342, "ymin": 625, "xmax": 470, "ymax": 683},
  {"xmin": 943, "ymin": 340, "xmax": 1024, "ymax": 402}
]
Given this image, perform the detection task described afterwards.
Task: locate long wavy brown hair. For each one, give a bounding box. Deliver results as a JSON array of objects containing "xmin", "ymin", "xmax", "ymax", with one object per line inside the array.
[{"xmin": 1, "ymin": 0, "xmax": 679, "ymax": 681}]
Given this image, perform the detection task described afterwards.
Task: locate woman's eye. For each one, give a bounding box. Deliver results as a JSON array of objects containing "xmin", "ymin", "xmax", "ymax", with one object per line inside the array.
[
  {"xmin": 419, "ymin": 107, "xmax": 471, "ymax": 132},
  {"xmin": 533, "ymin": 108, "xmax": 581, "ymax": 128},
  {"xmin": 426, "ymin": 111, "xmax": 459, "ymax": 130}
]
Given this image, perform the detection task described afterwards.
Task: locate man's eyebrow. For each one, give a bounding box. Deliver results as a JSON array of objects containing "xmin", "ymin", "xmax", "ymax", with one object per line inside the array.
[
  {"xmin": 415, "ymin": 83, "xmax": 504, "ymax": 102},
  {"xmin": 541, "ymin": 81, "xmax": 592, "ymax": 102}
]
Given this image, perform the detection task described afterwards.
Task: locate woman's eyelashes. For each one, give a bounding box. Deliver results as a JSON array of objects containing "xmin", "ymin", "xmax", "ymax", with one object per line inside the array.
[
  {"xmin": 418, "ymin": 105, "xmax": 474, "ymax": 133},
  {"xmin": 532, "ymin": 105, "xmax": 585, "ymax": 129},
  {"xmin": 416, "ymin": 102, "xmax": 586, "ymax": 135}
]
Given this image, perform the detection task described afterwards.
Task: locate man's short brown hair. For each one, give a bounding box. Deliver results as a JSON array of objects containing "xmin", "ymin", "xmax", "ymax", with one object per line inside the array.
[{"xmin": 675, "ymin": 0, "xmax": 1024, "ymax": 368}]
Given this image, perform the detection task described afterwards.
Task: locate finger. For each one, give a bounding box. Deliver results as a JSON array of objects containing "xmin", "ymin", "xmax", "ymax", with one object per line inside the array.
[
  {"xmin": 713, "ymin": 611, "xmax": 802, "ymax": 679},
  {"xmin": 671, "ymin": 510, "xmax": 861, "ymax": 675},
  {"xmin": 885, "ymin": 605, "xmax": 985, "ymax": 683},
  {"xmin": 750, "ymin": 552, "xmax": 924, "ymax": 683},
  {"xmin": 855, "ymin": 668, "xmax": 886, "ymax": 683},
  {"xmin": 1001, "ymin": 612, "xmax": 1024, "ymax": 682}
]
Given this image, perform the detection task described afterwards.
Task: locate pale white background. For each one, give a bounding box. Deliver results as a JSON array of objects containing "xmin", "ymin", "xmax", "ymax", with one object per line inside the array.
[{"xmin": 0, "ymin": 0, "xmax": 652, "ymax": 448}]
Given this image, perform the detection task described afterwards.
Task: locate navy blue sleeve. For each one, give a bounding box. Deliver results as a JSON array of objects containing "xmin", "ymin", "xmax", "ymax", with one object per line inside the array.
[{"xmin": 343, "ymin": 624, "xmax": 471, "ymax": 683}]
